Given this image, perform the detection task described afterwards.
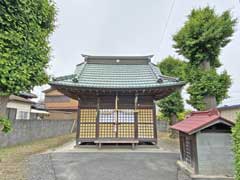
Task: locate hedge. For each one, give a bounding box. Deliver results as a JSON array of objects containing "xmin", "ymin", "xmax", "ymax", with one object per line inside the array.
[{"xmin": 232, "ymin": 113, "xmax": 240, "ymax": 180}]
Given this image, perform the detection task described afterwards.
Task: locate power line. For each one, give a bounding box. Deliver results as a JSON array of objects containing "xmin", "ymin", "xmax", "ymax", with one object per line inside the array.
[{"xmin": 159, "ymin": 0, "xmax": 176, "ymax": 50}]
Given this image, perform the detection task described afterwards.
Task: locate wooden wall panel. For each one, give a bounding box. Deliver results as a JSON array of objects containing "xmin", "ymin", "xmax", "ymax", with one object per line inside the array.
[
  {"xmin": 80, "ymin": 109, "xmax": 96, "ymax": 123},
  {"xmin": 99, "ymin": 124, "xmax": 115, "ymax": 138},
  {"xmin": 45, "ymin": 99, "xmax": 78, "ymax": 109},
  {"xmin": 118, "ymin": 124, "xmax": 134, "ymax": 138},
  {"xmin": 79, "ymin": 124, "xmax": 96, "ymax": 138},
  {"xmin": 138, "ymin": 124, "xmax": 154, "ymax": 138},
  {"xmin": 44, "ymin": 89, "xmax": 78, "ymax": 110},
  {"xmin": 76, "ymin": 95, "xmax": 156, "ymax": 141},
  {"xmin": 138, "ymin": 109, "xmax": 153, "ymax": 123}
]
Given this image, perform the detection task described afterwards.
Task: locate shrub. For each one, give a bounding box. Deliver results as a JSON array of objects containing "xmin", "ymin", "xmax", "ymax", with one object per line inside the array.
[
  {"xmin": 232, "ymin": 113, "xmax": 240, "ymax": 179},
  {"xmin": 0, "ymin": 116, "xmax": 12, "ymax": 133}
]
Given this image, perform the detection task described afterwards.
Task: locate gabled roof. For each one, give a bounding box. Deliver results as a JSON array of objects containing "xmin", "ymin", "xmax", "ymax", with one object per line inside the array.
[
  {"xmin": 42, "ymin": 88, "xmax": 53, "ymax": 93},
  {"xmin": 19, "ymin": 92, "xmax": 37, "ymax": 99},
  {"xmin": 50, "ymin": 55, "xmax": 185, "ymax": 90},
  {"xmin": 171, "ymin": 109, "xmax": 234, "ymax": 135},
  {"xmin": 9, "ymin": 95, "xmax": 34, "ymax": 104},
  {"xmin": 218, "ymin": 104, "xmax": 240, "ymax": 111},
  {"xmin": 32, "ymin": 103, "xmax": 47, "ymax": 110}
]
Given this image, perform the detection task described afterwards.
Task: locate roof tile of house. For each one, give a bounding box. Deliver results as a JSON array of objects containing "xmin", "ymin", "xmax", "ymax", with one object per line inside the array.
[
  {"xmin": 171, "ymin": 109, "xmax": 234, "ymax": 135},
  {"xmin": 9, "ymin": 95, "xmax": 34, "ymax": 104},
  {"xmin": 50, "ymin": 55, "xmax": 185, "ymax": 89}
]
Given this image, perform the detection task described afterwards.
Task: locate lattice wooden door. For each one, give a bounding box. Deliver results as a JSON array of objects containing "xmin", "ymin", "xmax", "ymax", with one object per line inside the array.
[{"xmin": 98, "ymin": 109, "xmax": 136, "ymax": 139}]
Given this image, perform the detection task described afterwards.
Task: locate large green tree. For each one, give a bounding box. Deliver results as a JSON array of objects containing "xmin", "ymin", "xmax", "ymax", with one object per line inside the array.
[
  {"xmin": 158, "ymin": 56, "xmax": 187, "ymax": 81},
  {"xmin": 157, "ymin": 56, "xmax": 186, "ymax": 137},
  {"xmin": 0, "ymin": 0, "xmax": 56, "ymax": 120},
  {"xmin": 173, "ymin": 7, "xmax": 236, "ymax": 110}
]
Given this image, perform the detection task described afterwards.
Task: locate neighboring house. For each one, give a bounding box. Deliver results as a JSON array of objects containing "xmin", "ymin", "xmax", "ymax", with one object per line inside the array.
[
  {"xmin": 30, "ymin": 102, "xmax": 49, "ymax": 119},
  {"xmin": 218, "ymin": 104, "xmax": 240, "ymax": 122},
  {"xmin": 7, "ymin": 93, "xmax": 35, "ymax": 120},
  {"xmin": 43, "ymin": 88, "xmax": 78, "ymax": 120},
  {"xmin": 6, "ymin": 92, "xmax": 48, "ymax": 120}
]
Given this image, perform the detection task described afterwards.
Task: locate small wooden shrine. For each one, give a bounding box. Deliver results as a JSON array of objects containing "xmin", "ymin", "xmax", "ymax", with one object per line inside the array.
[
  {"xmin": 50, "ymin": 55, "xmax": 184, "ymax": 145},
  {"xmin": 171, "ymin": 109, "xmax": 234, "ymax": 176}
]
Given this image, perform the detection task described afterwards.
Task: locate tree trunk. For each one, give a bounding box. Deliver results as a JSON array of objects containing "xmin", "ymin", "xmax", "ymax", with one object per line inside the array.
[
  {"xmin": 0, "ymin": 95, "xmax": 9, "ymax": 117},
  {"xmin": 203, "ymin": 95, "xmax": 217, "ymax": 110},
  {"xmin": 169, "ymin": 114, "xmax": 178, "ymax": 138},
  {"xmin": 200, "ymin": 59, "xmax": 211, "ymax": 70},
  {"xmin": 200, "ymin": 60, "xmax": 217, "ymax": 110}
]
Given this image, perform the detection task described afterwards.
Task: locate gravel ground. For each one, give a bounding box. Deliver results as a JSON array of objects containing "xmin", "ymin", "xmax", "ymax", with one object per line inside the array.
[{"xmin": 26, "ymin": 153, "xmax": 56, "ymax": 180}]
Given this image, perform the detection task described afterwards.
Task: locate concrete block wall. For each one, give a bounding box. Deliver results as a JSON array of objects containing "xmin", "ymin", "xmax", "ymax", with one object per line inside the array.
[
  {"xmin": 157, "ymin": 120, "xmax": 169, "ymax": 132},
  {"xmin": 196, "ymin": 132, "xmax": 234, "ymax": 176},
  {"xmin": 0, "ymin": 120, "xmax": 75, "ymax": 147}
]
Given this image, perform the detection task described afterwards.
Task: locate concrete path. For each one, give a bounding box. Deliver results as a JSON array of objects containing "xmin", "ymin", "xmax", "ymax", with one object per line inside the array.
[
  {"xmin": 44, "ymin": 139, "xmax": 179, "ymax": 153},
  {"xmin": 27, "ymin": 152, "xmax": 179, "ymax": 180},
  {"xmin": 27, "ymin": 136, "xmax": 180, "ymax": 180}
]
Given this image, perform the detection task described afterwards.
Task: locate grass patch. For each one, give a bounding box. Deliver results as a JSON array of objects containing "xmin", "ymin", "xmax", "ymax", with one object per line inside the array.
[{"xmin": 0, "ymin": 133, "xmax": 75, "ymax": 180}]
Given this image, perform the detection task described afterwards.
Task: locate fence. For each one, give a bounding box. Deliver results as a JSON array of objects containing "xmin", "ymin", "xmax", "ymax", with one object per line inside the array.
[
  {"xmin": 157, "ymin": 120, "xmax": 169, "ymax": 132},
  {"xmin": 0, "ymin": 119, "xmax": 75, "ymax": 148}
]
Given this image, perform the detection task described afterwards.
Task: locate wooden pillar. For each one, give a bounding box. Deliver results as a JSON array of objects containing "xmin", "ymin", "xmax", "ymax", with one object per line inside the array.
[
  {"xmin": 75, "ymin": 98, "xmax": 81, "ymax": 146},
  {"xmin": 134, "ymin": 93, "xmax": 138, "ymax": 110},
  {"xmin": 115, "ymin": 93, "xmax": 118, "ymax": 138},
  {"xmin": 192, "ymin": 134, "xmax": 199, "ymax": 174},
  {"xmin": 153, "ymin": 100, "xmax": 157, "ymax": 142},
  {"xmin": 96, "ymin": 96, "xmax": 100, "ymax": 139},
  {"xmin": 134, "ymin": 94, "xmax": 138, "ymax": 139},
  {"xmin": 179, "ymin": 132, "xmax": 184, "ymax": 161}
]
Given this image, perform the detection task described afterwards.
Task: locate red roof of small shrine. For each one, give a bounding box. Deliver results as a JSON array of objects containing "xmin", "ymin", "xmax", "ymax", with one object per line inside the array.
[{"xmin": 171, "ymin": 109, "xmax": 234, "ymax": 135}]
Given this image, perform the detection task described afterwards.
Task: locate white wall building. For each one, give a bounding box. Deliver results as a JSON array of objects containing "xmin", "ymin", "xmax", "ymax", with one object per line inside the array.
[{"xmin": 7, "ymin": 95, "xmax": 33, "ymax": 120}]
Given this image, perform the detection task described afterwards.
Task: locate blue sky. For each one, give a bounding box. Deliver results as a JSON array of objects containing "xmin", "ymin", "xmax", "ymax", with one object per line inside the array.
[{"xmin": 34, "ymin": 0, "xmax": 240, "ymax": 109}]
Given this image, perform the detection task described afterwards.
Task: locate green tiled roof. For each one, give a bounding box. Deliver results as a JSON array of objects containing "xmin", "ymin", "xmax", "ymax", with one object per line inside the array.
[{"xmin": 50, "ymin": 55, "xmax": 184, "ymax": 89}]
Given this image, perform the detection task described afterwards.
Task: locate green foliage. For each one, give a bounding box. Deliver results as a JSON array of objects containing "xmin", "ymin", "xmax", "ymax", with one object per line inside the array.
[
  {"xmin": 172, "ymin": 6, "xmax": 235, "ymax": 110},
  {"xmin": 157, "ymin": 56, "xmax": 185, "ymax": 120},
  {"xmin": 187, "ymin": 69, "xmax": 231, "ymax": 110},
  {"xmin": 177, "ymin": 110, "xmax": 191, "ymax": 121},
  {"xmin": 0, "ymin": 0, "xmax": 56, "ymax": 96},
  {"xmin": 157, "ymin": 91, "xmax": 184, "ymax": 119},
  {"xmin": 157, "ymin": 110, "xmax": 191, "ymax": 121},
  {"xmin": 0, "ymin": 116, "xmax": 12, "ymax": 133},
  {"xmin": 157, "ymin": 56, "xmax": 187, "ymax": 81},
  {"xmin": 156, "ymin": 112, "xmax": 169, "ymax": 121},
  {"xmin": 232, "ymin": 113, "xmax": 240, "ymax": 180},
  {"xmin": 173, "ymin": 6, "xmax": 236, "ymax": 68}
]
